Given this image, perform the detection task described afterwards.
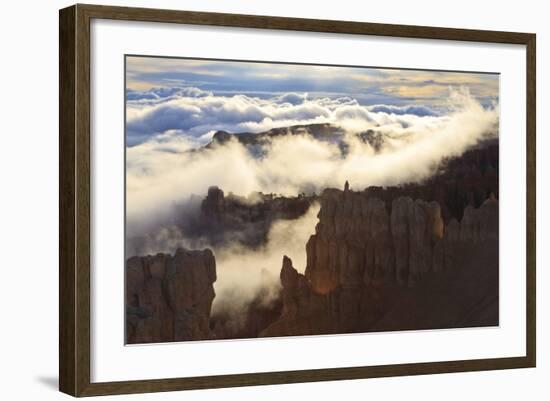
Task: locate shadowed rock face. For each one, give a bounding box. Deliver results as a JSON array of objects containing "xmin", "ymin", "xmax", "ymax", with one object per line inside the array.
[
  {"xmin": 204, "ymin": 123, "xmax": 345, "ymax": 154},
  {"xmin": 126, "ymin": 247, "xmax": 216, "ymax": 344},
  {"xmin": 363, "ymin": 139, "xmax": 499, "ymax": 223},
  {"xmin": 261, "ymin": 189, "xmax": 498, "ymax": 338},
  {"xmin": 196, "ymin": 186, "xmax": 315, "ymax": 248},
  {"xmin": 125, "ymin": 185, "xmax": 316, "ymax": 258}
]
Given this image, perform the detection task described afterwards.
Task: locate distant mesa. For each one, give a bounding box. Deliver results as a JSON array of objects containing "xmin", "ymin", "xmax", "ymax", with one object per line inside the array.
[
  {"xmin": 202, "ymin": 123, "xmax": 498, "ymax": 165},
  {"xmin": 205, "ymin": 123, "xmax": 344, "ymax": 151},
  {"xmin": 211, "ymin": 130, "xmax": 232, "ymax": 144}
]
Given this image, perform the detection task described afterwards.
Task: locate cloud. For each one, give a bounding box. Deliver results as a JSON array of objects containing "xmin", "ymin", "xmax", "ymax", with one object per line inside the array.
[
  {"xmin": 126, "ymin": 87, "xmax": 498, "ymax": 224},
  {"xmin": 125, "ymin": 88, "xmax": 450, "ymax": 146},
  {"xmin": 126, "ymin": 86, "xmax": 211, "ymax": 102},
  {"xmin": 273, "ymin": 92, "xmax": 308, "ymax": 105},
  {"xmin": 211, "ymin": 203, "xmax": 320, "ymax": 318},
  {"xmin": 367, "ymin": 104, "xmax": 441, "ymax": 117}
]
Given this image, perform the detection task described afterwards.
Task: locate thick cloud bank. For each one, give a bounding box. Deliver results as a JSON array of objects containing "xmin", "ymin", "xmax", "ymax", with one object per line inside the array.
[
  {"xmin": 126, "ymin": 87, "xmax": 452, "ymax": 146},
  {"xmin": 126, "ymin": 87, "xmax": 498, "ymax": 225}
]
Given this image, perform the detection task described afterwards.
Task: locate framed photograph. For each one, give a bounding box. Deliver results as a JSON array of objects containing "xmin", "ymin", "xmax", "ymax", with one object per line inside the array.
[{"xmin": 59, "ymin": 4, "xmax": 536, "ymax": 397}]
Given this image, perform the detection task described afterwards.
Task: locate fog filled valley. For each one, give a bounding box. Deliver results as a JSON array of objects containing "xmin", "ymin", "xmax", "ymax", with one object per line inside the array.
[{"xmin": 124, "ymin": 64, "xmax": 500, "ymax": 343}]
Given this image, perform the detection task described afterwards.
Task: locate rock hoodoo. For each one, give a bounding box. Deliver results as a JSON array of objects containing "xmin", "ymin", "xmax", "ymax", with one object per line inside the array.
[
  {"xmin": 126, "ymin": 247, "xmax": 216, "ymax": 344},
  {"xmin": 261, "ymin": 188, "xmax": 499, "ymax": 338}
]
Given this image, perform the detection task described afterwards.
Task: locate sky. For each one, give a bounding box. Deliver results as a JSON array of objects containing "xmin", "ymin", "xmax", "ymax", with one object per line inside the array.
[
  {"xmin": 125, "ymin": 56, "xmax": 498, "ymax": 147},
  {"xmin": 126, "ymin": 56, "xmax": 498, "ymax": 104}
]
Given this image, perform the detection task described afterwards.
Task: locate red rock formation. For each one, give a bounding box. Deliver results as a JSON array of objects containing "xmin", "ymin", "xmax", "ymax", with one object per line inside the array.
[
  {"xmin": 261, "ymin": 256, "xmax": 332, "ymax": 337},
  {"xmin": 126, "ymin": 247, "xmax": 216, "ymax": 344},
  {"xmin": 261, "ymin": 189, "xmax": 499, "ymax": 338}
]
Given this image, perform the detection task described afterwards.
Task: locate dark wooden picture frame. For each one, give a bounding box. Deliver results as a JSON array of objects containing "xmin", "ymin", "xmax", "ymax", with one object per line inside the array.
[{"xmin": 59, "ymin": 3, "xmax": 536, "ymax": 397}]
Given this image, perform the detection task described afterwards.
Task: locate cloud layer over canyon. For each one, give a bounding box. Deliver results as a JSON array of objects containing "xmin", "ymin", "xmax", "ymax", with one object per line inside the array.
[
  {"xmin": 124, "ymin": 58, "xmax": 499, "ymax": 318},
  {"xmin": 126, "ymin": 87, "xmax": 498, "ymax": 226}
]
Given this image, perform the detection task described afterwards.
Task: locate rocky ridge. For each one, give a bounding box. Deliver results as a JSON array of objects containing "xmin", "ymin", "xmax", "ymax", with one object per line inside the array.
[
  {"xmin": 196, "ymin": 186, "xmax": 315, "ymax": 248},
  {"xmin": 261, "ymin": 188, "xmax": 498, "ymax": 337},
  {"xmin": 205, "ymin": 123, "xmax": 344, "ymax": 150}
]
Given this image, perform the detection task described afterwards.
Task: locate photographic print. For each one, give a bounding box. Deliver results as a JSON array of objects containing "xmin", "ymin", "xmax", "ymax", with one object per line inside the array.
[{"xmin": 125, "ymin": 56, "xmax": 499, "ymax": 344}]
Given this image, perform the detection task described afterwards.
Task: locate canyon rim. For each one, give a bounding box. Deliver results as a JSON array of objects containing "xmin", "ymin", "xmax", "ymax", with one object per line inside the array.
[{"xmin": 124, "ymin": 56, "xmax": 499, "ymax": 344}]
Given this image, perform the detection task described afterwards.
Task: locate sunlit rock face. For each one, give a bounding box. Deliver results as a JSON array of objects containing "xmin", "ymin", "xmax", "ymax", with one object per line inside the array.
[
  {"xmin": 306, "ymin": 190, "xmax": 448, "ymax": 292},
  {"xmin": 261, "ymin": 188, "xmax": 499, "ymax": 338}
]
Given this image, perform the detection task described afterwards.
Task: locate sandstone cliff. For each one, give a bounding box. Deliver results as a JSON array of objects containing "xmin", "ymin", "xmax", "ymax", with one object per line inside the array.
[
  {"xmin": 126, "ymin": 247, "xmax": 216, "ymax": 344},
  {"xmin": 261, "ymin": 189, "xmax": 498, "ymax": 337}
]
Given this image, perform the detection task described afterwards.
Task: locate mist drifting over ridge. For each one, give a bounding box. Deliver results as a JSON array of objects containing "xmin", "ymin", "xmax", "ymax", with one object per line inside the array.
[
  {"xmin": 124, "ymin": 56, "xmax": 501, "ymax": 343},
  {"xmin": 124, "ymin": 86, "xmax": 498, "ymax": 315},
  {"xmin": 126, "ymin": 86, "xmax": 498, "ymax": 227}
]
